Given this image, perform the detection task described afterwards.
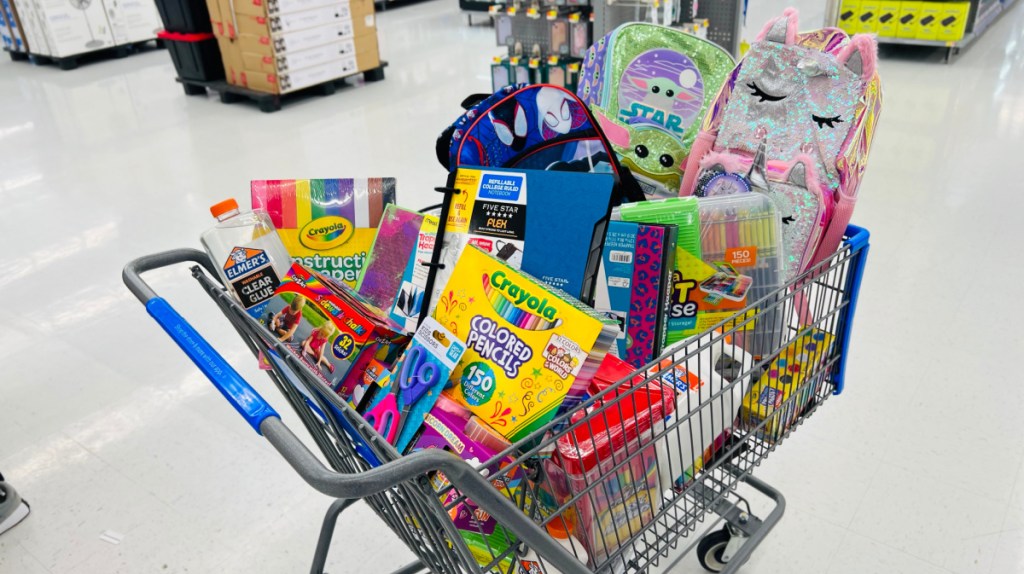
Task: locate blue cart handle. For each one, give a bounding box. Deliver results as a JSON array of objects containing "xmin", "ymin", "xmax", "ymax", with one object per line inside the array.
[
  {"xmin": 833, "ymin": 224, "xmax": 871, "ymax": 394},
  {"xmin": 123, "ymin": 249, "xmax": 279, "ymax": 434}
]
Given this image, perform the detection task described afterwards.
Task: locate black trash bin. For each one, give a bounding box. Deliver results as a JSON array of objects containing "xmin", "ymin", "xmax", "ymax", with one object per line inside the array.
[
  {"xmin": 159, "ymin": 31, "xmax": 224, "ymax": 82},
  {"xmin": 154, "ymin": 0, "xmax": 212, "ymax": 33}
]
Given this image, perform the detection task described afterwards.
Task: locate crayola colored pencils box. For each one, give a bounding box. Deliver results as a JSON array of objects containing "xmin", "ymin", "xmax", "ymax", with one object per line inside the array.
[
  {"xmin": 252, "ymin": 178, "xmax": 396, "ymax": 288},
  {"xmin": 435, "ymin": 246, "xmax": 617, "ymax": 442}
]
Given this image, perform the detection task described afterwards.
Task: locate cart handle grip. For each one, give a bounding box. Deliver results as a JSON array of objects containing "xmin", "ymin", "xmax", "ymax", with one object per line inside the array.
[
  {"xmin": 833, "ymin": 224, "xmax": 870, "ymax": 394},
  {"xmin": 123, "ymin": 250, "xmax": 279, "ymax": 435}
]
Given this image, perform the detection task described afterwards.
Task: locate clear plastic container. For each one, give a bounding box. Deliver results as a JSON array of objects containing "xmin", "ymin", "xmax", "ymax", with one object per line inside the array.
[
  {"xmin": 200, "ymin": 198, "xmax": 293, "ymax": 317},
  {"xmin": 696, "ymin": 194, "xmax": 783, "ymax": 356}
]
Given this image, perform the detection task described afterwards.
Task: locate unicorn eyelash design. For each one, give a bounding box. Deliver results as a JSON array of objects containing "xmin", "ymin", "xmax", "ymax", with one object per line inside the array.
[
  {"xmin": 812, "ymin": 114, "xmax": 844, "ymax": 129},
  {"xmin": 746, "ymin": 82, "xmax": 786, "ymax": 102}
]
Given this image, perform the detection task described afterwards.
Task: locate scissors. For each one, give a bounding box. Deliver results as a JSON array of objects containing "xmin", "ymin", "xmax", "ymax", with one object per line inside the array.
[{"xmin": 364, "ymin": 346, "xmax": 440, "ymax": 444}]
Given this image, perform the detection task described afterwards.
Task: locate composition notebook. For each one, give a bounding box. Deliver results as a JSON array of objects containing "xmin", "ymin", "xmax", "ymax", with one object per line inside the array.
[
  {"xmin": 594, "ymin": 221, "xmax": 677, "ymax": 368},
  {"xmin": 434, "ymin": 246, "xmax": 618, "ymax": 442},
  {"xmin": 614, "ymin": 197, "xmax": 701, "ymax": 345},
  {"xmin": 426, "ymin": 166, "xmax": 616, "ymax": 317}
]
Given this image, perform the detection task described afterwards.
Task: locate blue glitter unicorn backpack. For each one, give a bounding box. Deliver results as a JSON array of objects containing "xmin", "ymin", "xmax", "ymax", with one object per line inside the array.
[
  {"xmin": 681, "ymin": 8, "xmax": 883, "ymax": 282},
  {"xmin": 436, "ymin": 84, "xmax": 645, "ymax": 203}
]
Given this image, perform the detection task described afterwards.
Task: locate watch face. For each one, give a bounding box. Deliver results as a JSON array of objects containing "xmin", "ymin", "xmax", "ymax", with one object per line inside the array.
[{"xmin": 696, "ymin": 171, "xmax": 752, "ymax": 197}]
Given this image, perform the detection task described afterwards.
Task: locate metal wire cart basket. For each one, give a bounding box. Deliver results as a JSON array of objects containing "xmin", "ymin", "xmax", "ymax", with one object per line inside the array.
[{"xmin": 123, "ymin": 224, "xmax": 869, "ymax": 574}]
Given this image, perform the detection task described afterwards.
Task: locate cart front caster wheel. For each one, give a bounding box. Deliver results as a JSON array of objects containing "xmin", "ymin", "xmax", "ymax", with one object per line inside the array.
[{"xmin": 697, "ymin": 528, "xmax": 732, "ymax": 573}]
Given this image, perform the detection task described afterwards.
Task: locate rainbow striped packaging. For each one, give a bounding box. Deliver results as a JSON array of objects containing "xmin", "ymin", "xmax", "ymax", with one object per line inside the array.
[
  {"xmin": 434, "ymin": 246, "xmax": 618, "ymax": 442},
  {"xmin": 251, "ymin": 179, "xmax": 397, "ymax": 287}
]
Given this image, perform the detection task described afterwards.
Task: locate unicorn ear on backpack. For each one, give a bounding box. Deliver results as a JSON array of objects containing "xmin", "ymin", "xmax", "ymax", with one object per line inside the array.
[
  {"xmin": 783, "ymin": 155, "xmax": 820, "ymax": 192},
  {"xmin": 757, "ymin": 7, "xmax": 799, "ymax": 45},
  {"xmin": 837, "ymin": 34, "xmax": 879, "ymax": 81}
]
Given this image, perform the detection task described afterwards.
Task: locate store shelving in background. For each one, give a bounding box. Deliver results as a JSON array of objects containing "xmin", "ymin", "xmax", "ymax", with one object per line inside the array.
[{"xmin": 828, "ymin": 0, "xmax": 1020, "ymax": 62}]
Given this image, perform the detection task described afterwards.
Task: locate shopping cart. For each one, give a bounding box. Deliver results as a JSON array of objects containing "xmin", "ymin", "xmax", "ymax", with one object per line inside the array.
[{"xmin": 123, "ymin": 224, "xmax": 869, "ymax": 574}]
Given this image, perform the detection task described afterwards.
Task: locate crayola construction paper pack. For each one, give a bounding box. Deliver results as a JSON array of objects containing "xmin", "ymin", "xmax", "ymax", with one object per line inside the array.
[
  {"xmin": 252, "ymin": 178, "xmax": 396, "ymax": 287},
  {"xmin": 434, "ymin": 246, "xmax": 617, "ymax": 442}
]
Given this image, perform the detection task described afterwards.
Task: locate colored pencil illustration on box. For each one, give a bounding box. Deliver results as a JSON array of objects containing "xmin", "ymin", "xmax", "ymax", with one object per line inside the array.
[
  {"xmin": 698, "ymin": 261, "xmax": 753, "ymax": 302},
  {"xmin": 481, "ymin": 272, "xmax": 562, "ymax": 331}
]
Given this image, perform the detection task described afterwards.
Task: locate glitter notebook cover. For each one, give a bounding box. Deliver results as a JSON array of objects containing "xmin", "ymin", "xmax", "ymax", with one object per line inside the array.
[{"xmin": 357, "ymin": 205, "xmax": 439, "ymax": 332}]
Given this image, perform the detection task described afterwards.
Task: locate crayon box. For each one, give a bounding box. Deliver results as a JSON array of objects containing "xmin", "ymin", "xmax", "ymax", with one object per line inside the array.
[{"xmin": 264, "ymin": 262, "xmax": 409, "ymax": 398}]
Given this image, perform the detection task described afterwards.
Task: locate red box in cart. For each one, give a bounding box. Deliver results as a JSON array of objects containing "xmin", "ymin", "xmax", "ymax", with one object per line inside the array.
[{"xmin": 554, "ymin": 359, "xmax": 674, "ymax": 565}]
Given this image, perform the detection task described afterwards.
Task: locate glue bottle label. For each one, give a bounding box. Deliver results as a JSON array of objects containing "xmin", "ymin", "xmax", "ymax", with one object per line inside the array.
[
  {"xmin": 518, "ymin": 559, "xmax": 544, "ymax": 574},
  {"xmin": 223, "ymin": 246, "xmax": 282, "ymax": 312}
]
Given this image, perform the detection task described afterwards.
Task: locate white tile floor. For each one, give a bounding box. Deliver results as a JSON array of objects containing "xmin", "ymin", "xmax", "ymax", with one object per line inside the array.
[{"xmin": 1, "ymin": 0, "xmax": 1023, "ymax": 572}]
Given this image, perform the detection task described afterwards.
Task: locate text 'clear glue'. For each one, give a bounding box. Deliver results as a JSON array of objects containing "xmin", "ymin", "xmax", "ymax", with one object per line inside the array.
[{"xmin": 201, "ymin": 198, "xmax": 292, "ymax": 318}]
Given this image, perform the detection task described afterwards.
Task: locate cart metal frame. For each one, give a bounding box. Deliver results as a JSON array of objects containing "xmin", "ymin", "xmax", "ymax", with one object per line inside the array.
[{"xmin": 124, "ymin": 224, "xmax": 869, "ymax": 574}]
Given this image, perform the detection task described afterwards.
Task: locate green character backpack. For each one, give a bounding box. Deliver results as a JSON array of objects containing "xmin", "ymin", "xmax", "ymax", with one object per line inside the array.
[{"xmin": 577, "ymin": 22, "xmax": 735, "ymax": 198}]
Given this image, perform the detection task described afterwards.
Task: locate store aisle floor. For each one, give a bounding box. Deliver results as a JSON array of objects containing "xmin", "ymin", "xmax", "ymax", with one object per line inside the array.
[{"xmin": 1, "ymin": 1, "xmax": 1024, "ymax": 573}]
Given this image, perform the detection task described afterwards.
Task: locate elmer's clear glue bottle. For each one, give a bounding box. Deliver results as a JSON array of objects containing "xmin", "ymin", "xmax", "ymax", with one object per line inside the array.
[
  {"xmin": 517, "ymin": 516, "xmax": 588, "ymax": 574},
  {"xmin": 201, "ymin": 199, "xmax": 292, "ymax": 318}
]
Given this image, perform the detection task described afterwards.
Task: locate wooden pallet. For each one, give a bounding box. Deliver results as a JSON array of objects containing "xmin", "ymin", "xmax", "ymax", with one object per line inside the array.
[
  {"xmin": 9, "ymin": 39, "xmax": 163, "ymax": 70},
  {"xmin": 176, "ymin": 62, "xmax": 387, "ymax": 113}
]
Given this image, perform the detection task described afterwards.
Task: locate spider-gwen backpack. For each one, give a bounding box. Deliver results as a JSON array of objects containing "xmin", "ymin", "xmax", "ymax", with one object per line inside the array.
[
  {"xmin": 576, "ymin": 23, "xmax": 735, "ymax": 199},
  {"xmin": 436, "ymin": 83, "xmax": 645, "ymax": 203},
  {"xmin": 680, "ymin": 9, "xmax": 882, "ymax": 281}
]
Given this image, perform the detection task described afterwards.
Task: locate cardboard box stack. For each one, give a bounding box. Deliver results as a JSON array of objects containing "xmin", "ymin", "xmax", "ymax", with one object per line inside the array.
[
  {"xmin": 205, "ymin": 0, "xmax": 381, "ymax": 94},
  {"xmin": 1, "ymin": 0, "xmax": 29, "ymax": 53},
  {"xmin": 8, "ymin": 0, "xmax": 160, "ymax": 58},
  {"xmin": 837, "ymin": 0, "xmax": 971, "ymax": 43}
]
